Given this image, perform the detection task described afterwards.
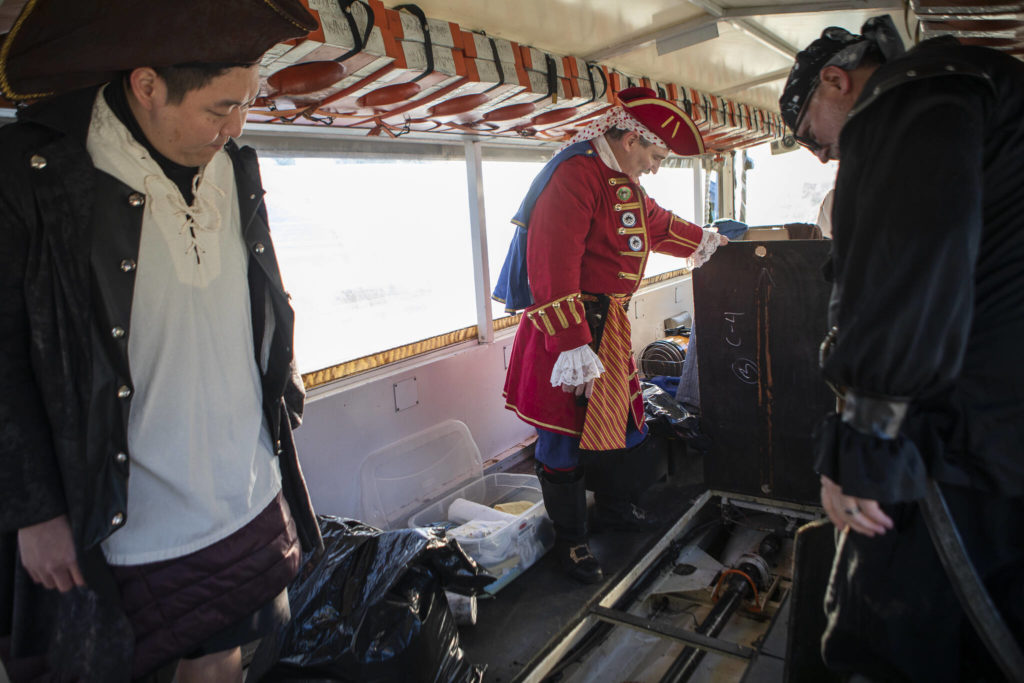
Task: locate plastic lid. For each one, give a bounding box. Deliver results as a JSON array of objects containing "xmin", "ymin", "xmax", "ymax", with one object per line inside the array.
[{"xmin": 359, "ymin": 420, "xmax": 483, "ymax": 530}]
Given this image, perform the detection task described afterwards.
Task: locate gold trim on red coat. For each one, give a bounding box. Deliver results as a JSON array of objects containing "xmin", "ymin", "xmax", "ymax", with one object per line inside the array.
[
  {"xmin": 525, "ymin": 292, "xmax": 585, "ymax": 337},
  {"xmin": 504, "ymin": 401, "xmax": 583, "ymax": 437}
]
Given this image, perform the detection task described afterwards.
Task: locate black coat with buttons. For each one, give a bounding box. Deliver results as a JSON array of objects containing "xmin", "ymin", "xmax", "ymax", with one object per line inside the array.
[
  {"xmin": 0, "ymin": 86, "xmax": 322, "ymax": 674},
  {"xmin": 814, "ymin": 39, "xmax": 1024, "ymax": 502}
]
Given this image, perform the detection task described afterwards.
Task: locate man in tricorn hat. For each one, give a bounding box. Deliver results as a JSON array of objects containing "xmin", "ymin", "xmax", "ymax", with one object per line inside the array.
[
  {"xmin": 493, "ymin": 88, "xmax": 727, "ymax": 583},
  {"xmin": 780, "ymin": 15, "xmax": 1024, "ymax": 682},
  {"xmin": 0, "ymin": 2, "xmax": 322, "ymax": 680}
]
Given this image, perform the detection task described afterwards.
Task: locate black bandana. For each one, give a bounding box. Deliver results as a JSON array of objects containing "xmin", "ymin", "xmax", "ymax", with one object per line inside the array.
[{"xmin": 779, "ymin": 16, "xmax": 905, "ymax": 133}]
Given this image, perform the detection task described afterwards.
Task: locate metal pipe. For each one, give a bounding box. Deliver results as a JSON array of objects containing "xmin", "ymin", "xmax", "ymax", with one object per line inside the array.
[
  {"xmin": 659, "ymin": 534, "xmax": 782, "ymax": 683},
  {"xmin": 658, "ymin": 572, "xmax": 752, "ymax": 683}
]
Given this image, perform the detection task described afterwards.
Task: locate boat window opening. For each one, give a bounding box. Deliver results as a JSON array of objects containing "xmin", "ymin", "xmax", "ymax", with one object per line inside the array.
[
  {"xmin": 253, "ymin": 137, "xmax": 710, "ymax": 387},
  {"xmin": 258, "ymin": 155, "xmax": 475, "ymax": 376},
  {"xmin": 482, "ymin": 156, "xmax": 548, "ymax": 320},
  {"xmin": 742, "ymin": 142, "xmax": 838, "ymax": 227},
  {"xmin": 483, "ymin": 154, "xmax": 701, "ymax": 321},
  {"xmin": 638, "ymin": 164, "xmax": 699, "ymax": 278}
]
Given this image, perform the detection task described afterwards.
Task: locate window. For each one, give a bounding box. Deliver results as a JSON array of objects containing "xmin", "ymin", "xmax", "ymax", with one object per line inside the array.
[
  {"xmin": 248, "ymin": 132, "xmax": 704, "ymax": 382},
  {"xmin": 743, "ymin": 143, "xmax": 838, "ymax": 227},
  {"xmin": 483, "ymin": 152, "xmax": 699, "ymax": 309},
  {"xmin": 259, "ymin": 155, "xmax": 474, "ymax": 374},
  {"xmin": 639, "ymin": 164, "xmax": 698, "ymax": 278},
  {"xmin": 481, "ymin": 153, "xmax": 547, "ymax": 319}
]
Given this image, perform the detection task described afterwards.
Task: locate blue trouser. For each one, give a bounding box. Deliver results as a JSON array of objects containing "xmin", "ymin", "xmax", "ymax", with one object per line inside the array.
[{"xmin": 534, "ymin": 420, "xmax": 647, "ymax": 470}]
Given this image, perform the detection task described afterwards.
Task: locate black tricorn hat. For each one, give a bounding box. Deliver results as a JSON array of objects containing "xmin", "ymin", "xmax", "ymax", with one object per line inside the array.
[{"xmin": 0, "ymin": 0, "xmax": 318, "ymax": 101}]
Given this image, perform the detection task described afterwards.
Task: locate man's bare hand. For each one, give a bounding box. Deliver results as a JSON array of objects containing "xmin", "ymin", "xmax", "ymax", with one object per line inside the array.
[
  {"xmin": 820, "ymin": 474, "xmax": 894, "ymax": 537},
  {"xmin": 560, "ymin": 380, "xmax": 595, "ymax": 399},
  {"xmin": 17, "ymin": 515, "xmax": 85, "ymax": 592}
]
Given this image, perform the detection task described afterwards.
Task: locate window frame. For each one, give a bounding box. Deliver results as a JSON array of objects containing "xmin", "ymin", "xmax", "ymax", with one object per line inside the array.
[{"xmin": 239, "ymin": 123, "xmax": 704, "ymax": 392}]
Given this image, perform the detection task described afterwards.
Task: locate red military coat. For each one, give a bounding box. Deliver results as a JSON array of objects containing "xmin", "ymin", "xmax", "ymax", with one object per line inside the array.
[{"xmin": 503, "ymin": 143, "xmax": 704, "ymax": 436}]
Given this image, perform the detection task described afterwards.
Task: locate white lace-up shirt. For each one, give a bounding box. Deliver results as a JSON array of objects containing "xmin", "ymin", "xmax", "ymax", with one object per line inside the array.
[{"xmin": 88, "ymin": 88, "xmax": 282, "ymax": 565}]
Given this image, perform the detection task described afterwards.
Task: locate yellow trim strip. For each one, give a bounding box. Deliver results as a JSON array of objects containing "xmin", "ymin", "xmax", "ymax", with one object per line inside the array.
[
  {"xmin": 614, "ymin": 202, "xmax": 642, "ymax": 211},
  {"xmin": 553, "ymin": 304, "xmax": 568, "ymax": 329},
  {"xmin": 619, "ymin": 251, "xmax": 645, "ymax": 258},
  {"xmin": 0, "ymin": 0, "xmax": 54, "ymax": 101},
  {"xmin": 608, "ymin": 177, "xmax": 631, "ymax": 186},
  {"xmin": 495, "ymin": 314, "xmax": 522, "ymax": 332},
  {"xmin": 635, "ymin": 188, "xmax": 651, "ymax": 284},
  {"xmin": 302, "ymin": 314, "xmax": 522, "ymax": 389},
  {"xmin": 303, "ymin": 266, "xmax": 692, "ymax": 390},
  {"xmin": 664, "ymin": 237, "xmax": 700, "ymax": 250},
  {"xmin": 526, "ymin": 292, "xmax": 586, "ymax": 335},
  {"xmin": 569, "ymin": 299, "xmax": 583, "ymax": 325},
  {"xmin": 537, "ymin": 310, "xmax": 556, "ymax": 335},
  {"xmin": 618, "ymin": 272, "xmax": 641, "ymax": 281},
  {"xmin": 642, "ymin": 267, "xmax": 691, "ymax": 287},
  {"xmin": 505, "ymin": 403, "xmax": 582, "ymax": 437}
]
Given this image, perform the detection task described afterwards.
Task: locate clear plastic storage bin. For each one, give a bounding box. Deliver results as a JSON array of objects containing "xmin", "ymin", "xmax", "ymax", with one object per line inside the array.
[{"xmin": 360, "ymin": 420, "xmax": 553, "ymax": 594}]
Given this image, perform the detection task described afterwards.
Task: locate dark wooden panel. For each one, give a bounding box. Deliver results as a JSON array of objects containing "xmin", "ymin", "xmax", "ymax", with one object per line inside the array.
[{"xmin": 694, "ymin": 241, "xmax": 833, "ymax": 505}]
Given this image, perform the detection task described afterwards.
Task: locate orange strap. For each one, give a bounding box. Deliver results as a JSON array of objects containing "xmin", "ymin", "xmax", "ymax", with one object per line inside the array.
[{"xmin": 711, "ymin": 568, "xmax": 761, "ymax": 613}]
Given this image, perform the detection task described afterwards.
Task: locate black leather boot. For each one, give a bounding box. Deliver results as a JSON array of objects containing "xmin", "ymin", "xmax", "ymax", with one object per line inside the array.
[
  {"xmin": 585, "ymin": 436, "xmax": 663, "ymax": 533},
  {"xmin": 537, "ymin": 465, "xmax": 603, "ymax": 584}
]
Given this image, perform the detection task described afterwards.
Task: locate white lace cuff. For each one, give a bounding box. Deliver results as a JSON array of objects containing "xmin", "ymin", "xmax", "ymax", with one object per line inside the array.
[
  {"xmin": 550, "ymin": 344, "xmax": 605, "ymax": 388},
  {"xmin": 685, "ymin": 228, "xmax": 728, "ymax": 269}
]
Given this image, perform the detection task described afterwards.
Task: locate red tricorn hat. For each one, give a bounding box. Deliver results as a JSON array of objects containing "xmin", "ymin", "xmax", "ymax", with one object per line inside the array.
[
  {"xmin": 618, "ymin": 86, "xmax": 705, "ymax": 156},
  {"xmin": 0, "ymin": 0, "xmax": 319, "ymax": 101}
]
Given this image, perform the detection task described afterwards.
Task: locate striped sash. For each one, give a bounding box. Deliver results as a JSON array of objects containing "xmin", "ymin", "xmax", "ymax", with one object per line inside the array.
[{"xmin": 579, "ymin": 297, "xmax": 632, "ymax": 451}]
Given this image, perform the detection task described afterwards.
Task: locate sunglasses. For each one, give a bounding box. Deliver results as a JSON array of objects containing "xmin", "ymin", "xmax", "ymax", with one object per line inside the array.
[{"xmin": 792, "ymin": 77, "xmax": 823, "ymax": 153}]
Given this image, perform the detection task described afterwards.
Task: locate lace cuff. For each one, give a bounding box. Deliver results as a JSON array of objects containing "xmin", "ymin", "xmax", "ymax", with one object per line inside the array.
[
  {"xmin": 686, "ymin": 229, "xmax": 727, "ymax": 269},
  {"xmin": 814, "ymin": 412, "xmax": 928, "ymax": 503},
  {"xmin": 550, "ymin": 344, "xmax": 605, "ymax": 388}
]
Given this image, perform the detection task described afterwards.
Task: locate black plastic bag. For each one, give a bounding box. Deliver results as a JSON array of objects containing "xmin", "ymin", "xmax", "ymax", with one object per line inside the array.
[
  {"xmin": 248, "ymin": 516, "xmax": 492, "ymax": 683},
  {"xmin": 642, "ymin": 382, "xmax": 698, "ymax": 436},
  {"xmin": 642, "ymin": 382, "xmax": 711, "ymax": 456}
]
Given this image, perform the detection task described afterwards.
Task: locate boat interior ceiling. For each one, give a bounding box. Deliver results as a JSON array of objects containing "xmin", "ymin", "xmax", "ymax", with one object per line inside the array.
[{"xmin": 2, "ymin": 0, "xmax": 1021, "ymax": 151}]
